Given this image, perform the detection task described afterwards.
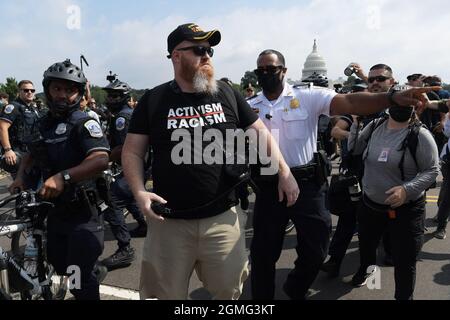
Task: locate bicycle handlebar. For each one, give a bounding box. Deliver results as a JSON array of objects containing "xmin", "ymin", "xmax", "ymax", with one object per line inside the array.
[
  {"xmin": 0, "ymin": 190, "xmax": 54, "ymax": 210},
  {"xmin": 0, "ymin": 194, "xmax": 20, "ymax": 208}
]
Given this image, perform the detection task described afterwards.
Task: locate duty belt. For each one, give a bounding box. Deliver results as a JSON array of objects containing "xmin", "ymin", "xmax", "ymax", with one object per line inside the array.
[
  {"xmin": 290, "ymin": 162, "xmax": 317, "ymax": 181},
  {"xmin": 254, "ymin": 160, "xmax": 318, "ymax": 183}
]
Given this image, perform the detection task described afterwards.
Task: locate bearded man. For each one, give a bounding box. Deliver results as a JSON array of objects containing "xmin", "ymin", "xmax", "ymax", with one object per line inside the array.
[{"xmin": 122, "ymin": 23, "xmax": 299, "ymax": 300}]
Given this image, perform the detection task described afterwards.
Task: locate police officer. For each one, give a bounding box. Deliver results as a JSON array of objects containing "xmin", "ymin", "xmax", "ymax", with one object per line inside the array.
[
  {"xmin": 247, "ymin": 49, "xmax": 438, "ymax": 300},
  {"xmin": 10, "ymin": 59, "xmax": 110, "ymax": 300},
  {"xmin": 0, "ymin": 80, "xmax": 41, "ymax": 187},
  {"xmin": 99, "ymin": 79, "xmax": 147, "ymax": 270}
]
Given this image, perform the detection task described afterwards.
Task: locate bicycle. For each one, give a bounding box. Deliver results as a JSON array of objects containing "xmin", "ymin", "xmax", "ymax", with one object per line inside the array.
[{"xmin": 0, "ymin": 190, "xmax": 67, "ymax": 300}]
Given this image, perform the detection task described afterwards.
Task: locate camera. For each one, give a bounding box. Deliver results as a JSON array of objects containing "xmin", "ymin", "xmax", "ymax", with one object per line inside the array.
[
  {"xmin": 347, "ymin": 175, "xmax": 362, "ymax": 202},
  {"xmin": 106, "ymin": 71, "xmax": 118, "ymax": 83},
  {"xmin": 151, "ymin": 202, "xmax": 172, "ymax": 216},
  {"xmin": 344, "ymin": 66, "xmax": 355, "ymax": 77}
]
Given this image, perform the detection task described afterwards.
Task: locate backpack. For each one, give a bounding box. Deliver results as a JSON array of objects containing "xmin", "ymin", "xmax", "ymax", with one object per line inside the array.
[{"xmin": 348, "ymin": 115, "xmax": 426, "ymax": 182}]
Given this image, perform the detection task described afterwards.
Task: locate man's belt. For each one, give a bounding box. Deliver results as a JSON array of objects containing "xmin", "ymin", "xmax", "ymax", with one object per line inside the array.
[{"xmin": 362, "ymin": 193, "xmax": 425, "ymax": 214}]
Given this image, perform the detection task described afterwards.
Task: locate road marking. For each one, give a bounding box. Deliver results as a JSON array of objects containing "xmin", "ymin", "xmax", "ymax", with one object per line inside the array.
[
  {"xmin": 100, "ymin": 284, "xmax": 140, "ymax": 300},
  {"xmin": 427, "ymin": 196, "xmax": 439, "ymax": 199}
]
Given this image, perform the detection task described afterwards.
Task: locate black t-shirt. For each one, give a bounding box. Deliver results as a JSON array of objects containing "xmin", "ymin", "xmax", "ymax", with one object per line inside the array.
[{"xmin": 129, "ymin": 81, "xmax": 258, "ymax": 216}]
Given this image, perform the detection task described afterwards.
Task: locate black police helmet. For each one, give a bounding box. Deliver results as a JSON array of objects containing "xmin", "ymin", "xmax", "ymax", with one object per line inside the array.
[
  {"xmin": 302, "ymin": 72, "xmax": 329, "ymax": 88},
  {"xmin": 0, "ymin": 151, "xmax": 23, "ymax": 174},
  {"xmin": 103, "ymin": 79, "xmax": 131, "ymax": 95},
  {"xmin": 42, "ymin": 59, "xmax": 87, "ymax": 119},
  {"xmin": 102, "ymin": 79, "xmax": 132, "ymax": 112}
]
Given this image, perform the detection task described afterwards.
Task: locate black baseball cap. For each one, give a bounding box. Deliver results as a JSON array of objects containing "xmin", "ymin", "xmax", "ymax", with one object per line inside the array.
[{"xmin": 167, "ymin": 23, "xmax": 221, "ymax": 57}]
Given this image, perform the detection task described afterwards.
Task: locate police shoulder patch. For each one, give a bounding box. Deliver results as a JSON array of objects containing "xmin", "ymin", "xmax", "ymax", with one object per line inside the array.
[
  {"xmin": 84, "ymin": 120, "xmax": 103, "ymax": 138},
  {"xmin": 115, "ymin": 117, "xmax": 126, "ymax": 131},
  {"xmin": 4, "ymin": 104, "xmax": 15, "ymax": 114}
]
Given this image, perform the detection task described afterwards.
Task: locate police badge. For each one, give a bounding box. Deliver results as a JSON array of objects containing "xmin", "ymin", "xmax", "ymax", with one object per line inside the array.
[
  {"xmin": 290, "ymin": 98, "xmax": 300, "ymax": 110},
  {"xmin": 55, "ymin": 123, "xmax": 67, "ymax": 135},
  {"xmin": 4, "ymin": 104, "xmax": 14, "ymax": 114},
  {"xmin": 116, "ymin": 117, "xmax": 126, "ymax": 131}
]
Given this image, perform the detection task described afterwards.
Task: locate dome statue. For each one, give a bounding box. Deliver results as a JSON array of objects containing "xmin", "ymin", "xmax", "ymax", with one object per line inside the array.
[{"xmin": 302, "ymin": 39, "xmax": 328, "ymax": 80}]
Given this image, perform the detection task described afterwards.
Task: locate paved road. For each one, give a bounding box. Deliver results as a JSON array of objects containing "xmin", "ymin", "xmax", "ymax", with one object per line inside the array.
[{"xmin": 1, "ymin": 171, "xmax": 449, "ymax": 300}]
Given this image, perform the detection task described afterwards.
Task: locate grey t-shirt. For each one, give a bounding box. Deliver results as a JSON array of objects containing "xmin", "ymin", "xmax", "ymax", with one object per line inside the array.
[{"xmin": 348, "ymin": 119, "xmax": 439, "ymax": 204}]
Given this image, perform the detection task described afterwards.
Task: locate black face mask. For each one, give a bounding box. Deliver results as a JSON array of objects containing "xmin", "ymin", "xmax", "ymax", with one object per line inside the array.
[
  {"xmin": 389, "ymin": 106, "xmax": 414, "ymax": 123},
  {"xmin": 257, "ymin": 73, "xmax": 283, "ymax": 93}
]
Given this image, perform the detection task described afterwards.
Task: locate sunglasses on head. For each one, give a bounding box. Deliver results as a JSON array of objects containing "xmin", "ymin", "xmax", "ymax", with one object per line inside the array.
[
  {"xmin": 22, "ymin": 89, "xmax": 36, "ymax": 93},
  {"xmin": 254, "ymin": 65, "xmax": 284, "ymax": 76},
  {"xmin": 175, "ymin": 46, "xmax": 214, "ymax": 58},
  {"xmin": 368, "ymin": 76, "xmax": 391, "ymax": 83}
]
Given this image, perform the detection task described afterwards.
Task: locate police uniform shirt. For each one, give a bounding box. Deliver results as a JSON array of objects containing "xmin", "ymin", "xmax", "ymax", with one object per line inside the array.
[
  {"xmin": 109, "ymin": 105, "xmax": 133, "ymax": 149},
  {"xmin": 0, "ymin": 99, "xmax": 41, "ymax": 148},
  {"xmin": 128, "ymin": 81, "xmax": 258, "ymax": 214},
  {"xmin": 247, "ymin": 83, "xmax": 337, "ymax": 168},
  {"xmin": 37, "ymin": 110, "xmax": 110, "ymax": 177}
]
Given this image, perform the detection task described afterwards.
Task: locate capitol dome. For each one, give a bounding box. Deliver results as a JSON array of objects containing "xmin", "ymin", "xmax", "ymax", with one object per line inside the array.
[{"xmin": 302, "ymin": 40, "xmax": 328, "ymax": 80}]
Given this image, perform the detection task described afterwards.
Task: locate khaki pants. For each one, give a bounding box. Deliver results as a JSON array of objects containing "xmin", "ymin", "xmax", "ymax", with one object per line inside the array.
[{"xmin": 139, "ymin": 207, "xmax": 249, "ymax": 300}]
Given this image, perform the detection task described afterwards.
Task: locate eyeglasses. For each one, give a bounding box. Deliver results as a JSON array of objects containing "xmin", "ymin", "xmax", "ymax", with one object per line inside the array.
[
  {"xmin": 368, "ymin": 76, "xmax": 391, "ymax": 83},
  {"xmin": 254, "ymin": 66, "xmax": 285, "ymax": 76},
  {"xmin": 21, "ymin": 89, "xmax": 36, "ymax": 93},
  {"xmin": 175, "ymin": 46, "xmax": 214, "ymax": 58}
]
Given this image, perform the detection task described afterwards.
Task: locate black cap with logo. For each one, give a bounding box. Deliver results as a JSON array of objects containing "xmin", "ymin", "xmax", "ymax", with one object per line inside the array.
[{"xmin": 167, "ymin": 23, "xmax": 221, "ymax": 57}]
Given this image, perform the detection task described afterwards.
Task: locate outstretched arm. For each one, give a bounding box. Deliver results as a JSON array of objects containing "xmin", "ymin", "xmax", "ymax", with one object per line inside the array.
[{"xmin": 330, "ymin": 86, "xmax": 441, "ymax": 116}]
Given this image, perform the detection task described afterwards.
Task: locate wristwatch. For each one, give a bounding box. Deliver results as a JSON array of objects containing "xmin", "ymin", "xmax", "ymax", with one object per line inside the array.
[
  {"xmin": 61, "ymin": 170, "xmax": 72, "ymax": 184},
  {"xmin": 387, "ymin": 87, "xmax": 401, "ymax": 107},
  {"xmin": 3, "ymin": 147, "xmax": 12, "ymax": 152}
]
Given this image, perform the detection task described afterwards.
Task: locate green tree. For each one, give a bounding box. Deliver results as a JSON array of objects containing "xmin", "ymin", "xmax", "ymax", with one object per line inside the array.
[
  {"xmin": 0, "ymin": 77, "xmax": 19, "ymax": 100},
  {"xmin": 89, "ymin": 85, "xmax": 107, "ymax": 105},
  {"xmin": 343, "ymin": 76, "xmax": 357, "ymax": 87},
  {"xmin": 240, "ymin": 71, "xmax": 260, "ymax": 92}
]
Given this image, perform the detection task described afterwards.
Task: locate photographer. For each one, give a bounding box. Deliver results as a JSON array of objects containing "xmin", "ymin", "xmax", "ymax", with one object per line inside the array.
[{"xmin": 347, "ymin": 86, "xmax": 439, "ymax": 300}]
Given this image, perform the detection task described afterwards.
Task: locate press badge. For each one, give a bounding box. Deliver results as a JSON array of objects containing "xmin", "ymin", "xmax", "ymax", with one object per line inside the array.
[{"xmin": 378, "ymin": 148, "xmax": 390, "ymax": 162}]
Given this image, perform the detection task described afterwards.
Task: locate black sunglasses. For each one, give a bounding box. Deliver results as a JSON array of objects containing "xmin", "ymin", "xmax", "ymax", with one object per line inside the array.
[
  {"xmin": 254, "ymin": 66, "xmax": 285, "ymax": 76},
  {"xmin": 368, "ymin": 76, "xmax": 391, "ymax": 83},
  {"xmin": 22, "ymin": 89, "xmax": 36, "ymax": 93},
  {"xmin": 175, "ymin": 46, "xmax": 214, "ymax": 58}
]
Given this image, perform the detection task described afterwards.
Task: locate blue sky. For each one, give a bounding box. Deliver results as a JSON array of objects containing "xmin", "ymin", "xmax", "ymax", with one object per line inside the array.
[{"xmin": 1, "ymin": 0, "xmax": 450, "ymax": 91}]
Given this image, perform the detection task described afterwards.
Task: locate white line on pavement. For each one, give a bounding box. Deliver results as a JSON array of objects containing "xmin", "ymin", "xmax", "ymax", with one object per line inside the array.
[{"xmin": 100, "ymin": 284, "xmax": 140, "ymax": 300}]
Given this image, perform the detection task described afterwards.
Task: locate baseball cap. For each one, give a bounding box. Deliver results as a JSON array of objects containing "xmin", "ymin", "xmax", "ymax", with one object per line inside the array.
[{"xmin": 167, "ymin": 23, "xmax": 221, "ymax": 57}]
